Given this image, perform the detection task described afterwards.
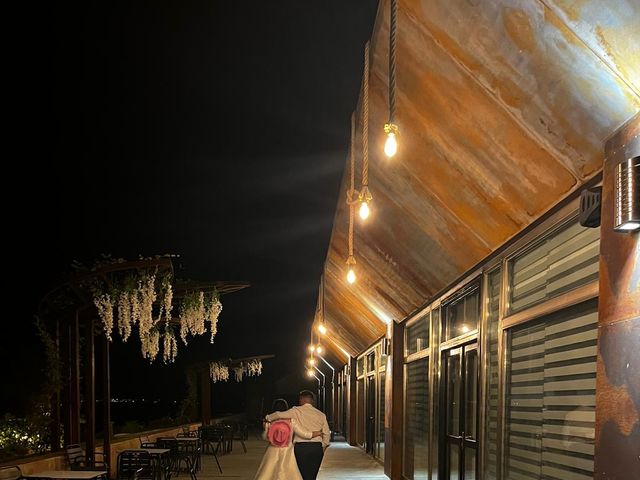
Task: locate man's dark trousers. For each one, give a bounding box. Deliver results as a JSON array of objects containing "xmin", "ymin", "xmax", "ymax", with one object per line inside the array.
[{"xmin": 294, "ymin": 442, "xmax": 324, "ymax": 480}]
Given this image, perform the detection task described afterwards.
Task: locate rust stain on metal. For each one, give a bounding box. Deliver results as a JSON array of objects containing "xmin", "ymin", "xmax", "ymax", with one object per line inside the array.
[{"xmin": 503, "ymin": 8, "xmax": 536, "ymax": 52}]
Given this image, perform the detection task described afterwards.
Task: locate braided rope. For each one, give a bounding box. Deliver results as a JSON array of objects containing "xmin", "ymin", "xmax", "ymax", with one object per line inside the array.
[
  {"xmin": 389, "ymin": 0, "xmax": 397, "ymax": 124},
  {"xmin": 362, "ymin": 42, "xmax": 370, "ymax": 187}
]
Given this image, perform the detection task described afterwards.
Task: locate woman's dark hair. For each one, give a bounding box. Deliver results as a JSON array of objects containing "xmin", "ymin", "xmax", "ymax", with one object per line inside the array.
[{"xmin": 272, "ymin": 398, "xmax": 289, "ymax": 412}]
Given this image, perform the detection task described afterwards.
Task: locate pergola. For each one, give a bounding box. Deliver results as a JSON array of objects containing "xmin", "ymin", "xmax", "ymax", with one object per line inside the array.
[{"xmin": 38, "ymin": 257, "xmax": 249, "ymax": 467}]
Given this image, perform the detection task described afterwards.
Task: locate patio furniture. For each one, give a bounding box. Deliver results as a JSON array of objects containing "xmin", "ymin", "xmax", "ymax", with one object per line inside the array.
[
  {"xmin": 228, "ymin": 423, "xmax": 248, "ymax": 454},
  {"xmin": 117, "ymin": 451, "xmax": 153, "ymax": 480},
  {"xmin": 199, "ymin": 427, "xmax": 223, "ymax": 474},
  {"xmin": 127, "ymin": 449, "xmax": 170, "ymax": 480},
  {"xmin": 65, "ymin": 445, "xmax": 109, "ymax": 472},
  {"xmin": 0, "ymin": 466, "xmax": 23, "ymax": 480}
]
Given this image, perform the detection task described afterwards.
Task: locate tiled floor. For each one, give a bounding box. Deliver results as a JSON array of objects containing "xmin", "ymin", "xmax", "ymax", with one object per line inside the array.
[{"xmin": 196, "ymin": 439, "xmax": 387, "ymax": 479}]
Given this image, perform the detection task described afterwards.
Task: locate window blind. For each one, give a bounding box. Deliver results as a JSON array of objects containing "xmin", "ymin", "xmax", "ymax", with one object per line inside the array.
[
  {"xmin": 484, "ymin": 269, "xmax": 501, "ymax": 480},
  {"xmin": 403, "ymin": 358, "xmax": 429, "ymax": 480},
  {"xmin": 506, "ymin": 301, "xmax": 597, "ymax": 480},
  {"xmin": 509, "ymin": 219, "xmax": 599, "ymax": 314}
]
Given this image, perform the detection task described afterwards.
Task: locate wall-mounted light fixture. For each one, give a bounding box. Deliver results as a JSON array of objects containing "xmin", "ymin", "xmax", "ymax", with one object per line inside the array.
[{"xmin": 614, "ymin": 157, "xmax": 639, "ymax": 232}]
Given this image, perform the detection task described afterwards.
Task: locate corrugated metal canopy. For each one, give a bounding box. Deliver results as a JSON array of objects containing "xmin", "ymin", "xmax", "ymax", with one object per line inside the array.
[{"xmin": 316, "ymin": 0, "xmax": 639, "ymax": 358}]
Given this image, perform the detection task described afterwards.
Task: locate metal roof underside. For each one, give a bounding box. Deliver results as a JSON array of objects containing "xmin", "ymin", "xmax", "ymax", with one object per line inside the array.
[{"xmin": 316, "ymin": 0, "xmax": 640, "ymax": 359}]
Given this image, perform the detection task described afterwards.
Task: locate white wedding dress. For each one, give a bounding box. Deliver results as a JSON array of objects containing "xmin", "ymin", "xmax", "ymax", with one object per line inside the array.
[{"xmin": 253, "ymin": 419, "xmax": 313, "ymax": 480}]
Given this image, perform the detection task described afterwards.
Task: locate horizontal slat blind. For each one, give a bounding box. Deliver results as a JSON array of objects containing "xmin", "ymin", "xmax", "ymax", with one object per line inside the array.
[
  {"xmin": 506, "ymin": 301, "xmax": 597, "ymax": 480},
  {"xmin": 406, "ymin": 314, "xmax": 429, "ymax": 355},
  {"xmin": 510, "ymin": 219, "xmax": 599, "ymax": 313},
  {"xmin": 404, "ymin": 358, "xmax": 429, "ymax": 480}
]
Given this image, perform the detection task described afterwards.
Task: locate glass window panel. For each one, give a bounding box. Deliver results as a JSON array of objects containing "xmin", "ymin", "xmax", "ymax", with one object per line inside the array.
[
  {"xmin": 444, "ymin": 288, "xmax": 480, "ymax": 341},
  {"xmin": 483, "ymin": 269, "xmax": 501, "ymax": 480},
  {"xmin": 367, "ymin": 352, "xmax": 376, "ymax": 372},
  {"xmin": 357, "ymin": 378, "xmax": 365, "ymax": 446},
  {"xmin": 431, "ymin": 308, "xmax": 441, "ymax": 480},
  {"xmin": 505, "ymin": 300, "xmax": 597, "ymax": 480},
  {"xmin": 406, "ymin": 313, "xmax": 430, "ymax": 355},
  {"xmin": 448, "ymin": 443, "xmax": 460, "ymax": 480},
  {"xmin": 509, "ymin": 218, "xmax": 599, "ymax": 314},
  {"xmin": 357, "ymin": 356, "xmax": 365, "ymax": 377},
  {"xmin": 403, "ymin": 357, "xmax": 429, "ymax": 479},
  {"xmin": 465, "ymin": 448, "xmax": 477, "ymax": 480},
  {"xmin": 465, "ymin": 348, "xmax": 478, "ymax": 440},
  {"xmin": 446, "ymin": 352, "xmax": 461, "ymax": 436}
]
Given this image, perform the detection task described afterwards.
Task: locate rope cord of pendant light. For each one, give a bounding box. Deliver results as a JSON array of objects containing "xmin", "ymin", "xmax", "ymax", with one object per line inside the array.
[
  {"xmin": 348, "ymin": 113, "xmax": 355, "ymax": 258},
  {"xmin": 389, "ymin": 0, "xmax": 397, "ymax": 124},
  {"xmin": 362, "ymin": 41, "xmax": 370, "ymax": 188}
]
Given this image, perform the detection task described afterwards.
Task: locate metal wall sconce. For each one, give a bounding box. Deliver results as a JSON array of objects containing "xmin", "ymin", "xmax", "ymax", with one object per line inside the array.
[{"xmin": 614, "ymin": 157, "xmax": 639, "ymax": 232}]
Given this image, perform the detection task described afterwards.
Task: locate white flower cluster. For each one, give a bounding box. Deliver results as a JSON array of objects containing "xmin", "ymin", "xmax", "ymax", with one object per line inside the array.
[
  {"xmin": 207, "ymin": 297, "xmax": 222, "ymax": 344},
  {"xmin": 247, "ymin": 359, "xmax": 263, "ymax": 377},
  {"xmin": 233, "ymin": 364, "xmax": 244, "ymax": 382},
  {"xmin": 94, "ymin": 294, "xmax": 114, "ymax": 341},
  {"xmin": 163, "ymin": 330, "xmax": 178, "ymax": 364},
  {"xmin": 93, "ymin": 275, "xmax": 220, "ymax": 363},
  {"xmin": 141, "ymin": 329, "xmax": 160, "ymax": 361},
  {"xmin": 210, "ymin": 362, "xmax": 229, "ymax": 383}
]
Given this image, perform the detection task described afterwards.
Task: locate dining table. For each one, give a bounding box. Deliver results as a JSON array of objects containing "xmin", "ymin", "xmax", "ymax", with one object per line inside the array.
[{"xmin": 23, "ymin": 471, "xmax": 107, "ymax": 480}]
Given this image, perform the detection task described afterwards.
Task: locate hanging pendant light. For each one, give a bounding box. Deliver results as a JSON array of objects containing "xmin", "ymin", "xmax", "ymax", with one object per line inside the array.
[{"xmin": 384, "ymin": 0, "xmax": 399, "ymax": 158}]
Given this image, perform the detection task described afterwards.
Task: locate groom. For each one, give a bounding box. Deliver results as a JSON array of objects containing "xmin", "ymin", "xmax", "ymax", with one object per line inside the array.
[{"xmin": 266, "ymin": 390, "xmax": 330, "ymax": 479}]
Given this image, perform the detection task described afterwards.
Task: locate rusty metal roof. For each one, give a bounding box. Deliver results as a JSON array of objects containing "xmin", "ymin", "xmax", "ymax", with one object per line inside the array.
[{"xmin": 315, "ymin": 0, "xmax": 640, "ymax": 358}]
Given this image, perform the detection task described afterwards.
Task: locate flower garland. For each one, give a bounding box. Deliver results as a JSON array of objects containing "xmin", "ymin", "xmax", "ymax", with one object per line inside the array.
[
  {"xmin": 93, "ymin": 273, "xmax": 221, "ymax": 363},
  {"xmin": 210, "ymin": 362, "xmax": 229, "ymax": 383},
  {"xmin": 94, "ymin": 294, "xmax": 114, "ymax": 341},
  {"xmin": 247, "ymin": 359, "xmax": 263, "ymax": 377},
  {"xmin": 233, "ymin": 364, "xmax": 244, "ymax": 382}
]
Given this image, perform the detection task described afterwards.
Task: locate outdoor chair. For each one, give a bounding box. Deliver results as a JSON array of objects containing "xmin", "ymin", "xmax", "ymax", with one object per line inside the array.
[
  {"xmin": 0, "ymin": 466, "xmax": 23, "ymax": 480},
  {"xmin": 198, "ymin": 427, "xmax": 223, "ymax": 474},
  {"xmin": 117, "ymin": 450, "xmax": 153, "ymax": 480},
  {"xmin": 65, "ymin": 444, "xmax": 109, "ymax": 471},
  {"xmin": 229, "ymin": 423, "xmax": 248, "ymax": 454}
]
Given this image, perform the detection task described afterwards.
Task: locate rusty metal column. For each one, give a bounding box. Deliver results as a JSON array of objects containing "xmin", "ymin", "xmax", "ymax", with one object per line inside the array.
[
  {"xmin": 69, "ymin": 310, "xmax": 81, "ymax": 444},
  {"xmin": 347, "ymin": 357, "xmax": 357, "ymax": 446},
  {"xmin": 385, "ymin": 321, "xmax": 404, "ymax": 480},
  {"xmin": 85, "ymin": 318, "xmax": 96, "ymax": 463},
  {"xmin": 102, "ymin": 336, "xmax": 112, "ymax": 476},
  {"xmin": 200, "ymin": 369, "xmax": 211, "ymax": 425},
  {"xmin": 594, "ymin": 114, "xmax": 640, "ymax": 479}
]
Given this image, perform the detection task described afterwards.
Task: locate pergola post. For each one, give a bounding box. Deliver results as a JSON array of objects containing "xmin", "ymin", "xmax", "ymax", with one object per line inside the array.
[
  {"xmin": 594, "ymin": 114, "xmax": 640, "ymax": 478},
  {"xmin": 102, "ymin": 336, "xmax": 112, "ymax": 475},
  {"xmin": 200, "ymin": 369, "xmax": 211, "ymax": 426},
  {"xmin": 69, "ymin": 310, "xmax": 81, "ymax": 445},
  {"xmin": 84, "ymin": 318, "xmax": 96, "ymax": 463},
  {"xmin": 50, "ymin": 319, "xmax": 61, "ymax": 452},
  {"xmin": 347, "ymin": 357, "xmax": 357, "ymax": 446}
]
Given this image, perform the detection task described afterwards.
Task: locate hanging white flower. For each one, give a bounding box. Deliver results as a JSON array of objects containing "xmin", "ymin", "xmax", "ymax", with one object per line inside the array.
[
  {"xmin": 234, "ymin": 363, "xmax": 244, "ymax": 382},
  {"xmin": 209, "ymin": 362, "xmax": 229, "ymax": 383},
  {"xmin": 138, "ymin": 274, "xmax": 157, "ymax": 337},
  {"xmin": 117, "ymin": 291, "xmax": 132, "ymax": 341},
  {"xmin": 207, "ymin": 295, "xmax": 222, "ymax": 344},
  {"xmin": 141, "ymin": 329, "xmax": 160, "ymax": 362},
  {"xmin": 163, "ymin": 282, "xmax": 173, "ymax": 326},
  {"xmin": 247, "ymin": 359, "xmax": 263, "ymax": 377},
  {"xmin": 163, "ymin": 329, "xmax": 178, "ymax": 364},
  {"xmin": 94, "ymin": 293, "xmax": 114, "ymax": 341},
  {"xmin": 130, "ymin": 289, "xmax": 141, "ymax": 326}
]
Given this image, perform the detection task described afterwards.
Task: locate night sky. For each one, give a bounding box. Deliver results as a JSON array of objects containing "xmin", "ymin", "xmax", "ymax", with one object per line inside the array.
[{"xmin": 2, "ymin": 1, "xmax": 378, "ymax": 416}]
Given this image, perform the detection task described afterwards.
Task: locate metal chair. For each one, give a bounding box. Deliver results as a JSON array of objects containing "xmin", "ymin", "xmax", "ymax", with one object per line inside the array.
[
  {"xmin": 117, "ymin": 450, "xmax": 154, "ymax": 480},
  {"xmin": 0, "ymin": 466, "xmax": 23, "ymax": 480},
  {"xmin": 199, "ymin": 427, "xmax": 223, "ymax": 474},
  {"xmin": 65, "ymin": 444, "xmax": 109, "ymax": 471}
]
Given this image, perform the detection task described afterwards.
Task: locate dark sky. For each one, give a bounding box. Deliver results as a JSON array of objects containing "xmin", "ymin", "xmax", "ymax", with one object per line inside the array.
[{"xmin": 3, "ymin": 1, "xmax": 378, "ymax": 414}]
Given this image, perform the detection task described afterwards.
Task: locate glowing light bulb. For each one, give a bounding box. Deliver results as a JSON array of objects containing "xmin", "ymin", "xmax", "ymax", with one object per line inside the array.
[
  {"xmin": 306, "ymin": 368, "xmax": 314, "ymax": 377},
  {"xmin": 308, "ymin": 358, "xmax": 316, "ymax": 366},
  {"xmin": 347, "ymin": 268, "xmax": 356, "ymax": 284},
  {"xmin": 461, "ymin": 324, "xmax": 470, "ymax": 334},
  {"xmin": 316, "ymin": 345, "xmax": 323, "ymax": 354},
  {"xmin": 384, "ymin": 132, "xmax": 398, "ymax": 157},
  {"xmin": 318, "ymin": 324, "xmax": 327, "ymax": 335},
  {"xmin": 359, "ymin": 201, "xmax": 370, "ymax": 220},
  {"xmin": 308, "ymin": 344, "xmax": 316, "ymax": 353}
]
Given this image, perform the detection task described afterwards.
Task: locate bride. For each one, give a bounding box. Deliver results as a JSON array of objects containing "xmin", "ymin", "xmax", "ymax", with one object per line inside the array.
[{"xmin": 254, "ymin": 399, "xmax": 322, "ymax": 480}]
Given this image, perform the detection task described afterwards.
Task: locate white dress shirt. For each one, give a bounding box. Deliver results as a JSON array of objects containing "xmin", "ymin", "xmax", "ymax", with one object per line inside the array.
[{"xmin": 266, "ymin": 403, "xmax": 331, "ymax": 448}]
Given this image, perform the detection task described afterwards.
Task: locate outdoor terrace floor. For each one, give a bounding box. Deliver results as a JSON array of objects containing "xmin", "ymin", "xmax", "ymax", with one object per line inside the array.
[{"xmin": 198, "ymin": 439, "xmax": 386, "ymax": 479}]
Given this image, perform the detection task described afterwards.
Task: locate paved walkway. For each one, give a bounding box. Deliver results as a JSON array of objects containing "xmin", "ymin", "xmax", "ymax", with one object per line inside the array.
[{"xmin": 197, "ymin": 439, "xmax": 387, "ymax": 479}]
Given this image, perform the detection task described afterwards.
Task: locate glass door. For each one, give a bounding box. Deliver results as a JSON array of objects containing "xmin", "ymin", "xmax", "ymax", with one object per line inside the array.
[
  {"xmin": 366, "ymin": 374, "xmax": 376, "ymax": 455},
  {"xmin": 443, "ymin": 342, "xmax": 478, "ymax": 480}
]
